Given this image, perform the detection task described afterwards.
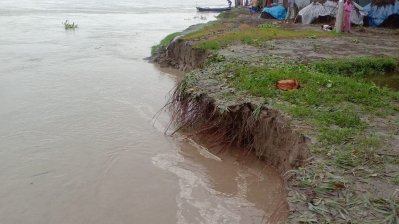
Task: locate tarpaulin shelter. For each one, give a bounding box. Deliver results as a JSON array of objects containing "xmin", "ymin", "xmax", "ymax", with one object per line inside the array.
[
  {"xmin": 363, "ymin": 0, "xmax": 399, "ymax": 27},
  {"xmin": 297, "ymin": 0, "xmax": 366, "ymax": 24},
  {"xmin": 262, "ymin": 4, "xmax": 287, "ymax": 20},
  {"xmin": 295, "ymin": 0, "xmax": 311, "ymax": 9}
]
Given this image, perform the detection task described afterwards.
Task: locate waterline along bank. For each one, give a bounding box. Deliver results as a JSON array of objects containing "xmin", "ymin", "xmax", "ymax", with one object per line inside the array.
[{"xmin": 153, "ymin": 8, "xmax": 399, "ymax": 223}]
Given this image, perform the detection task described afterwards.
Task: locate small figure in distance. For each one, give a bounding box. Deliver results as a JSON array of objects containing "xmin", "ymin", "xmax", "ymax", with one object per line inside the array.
[
  {"xmin": 284, "ymin": 0, "xmax": 296, "ymax": 23},
  {"xmin": 344, "ymin": 0, "xmax": 353, "ymax": 33},
  {"xmin": 227, "ymin": 0, "xmax": 232, "ymax": 7},
  {"xmin": 249, "ymin": 0, "xmax": 258, "ymax": 14}
]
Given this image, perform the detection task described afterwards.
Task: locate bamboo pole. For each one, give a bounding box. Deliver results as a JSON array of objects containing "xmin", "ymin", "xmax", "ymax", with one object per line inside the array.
[{"xmin": 335, "ymin": 0, "xmax": 344, "ymax": 33}]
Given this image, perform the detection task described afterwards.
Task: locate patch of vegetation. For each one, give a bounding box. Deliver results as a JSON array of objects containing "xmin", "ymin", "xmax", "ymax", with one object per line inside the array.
[
  {"xmin": 63, "ymin": 20, "xmax": 78, "ymax": 30},
  {"xmin": 230, "ymin": 63, "xmax": 398, "ymax": 115},
  {"xmin": 214, "ymin": 57, "xmax": 399, "ymax": 222},
  {"xmin": 175, "ymin": 51, "xmax": 399, "ymax": 222},
  {"xmin": 183, "ymin": 21, "xmax": 232, "ymax": 41},
  {"xmin": 216, "ymin": 8, "xmax": 243, "ymax": 19},
  {"xmin": 318, "ymin": 127, "xmax": 359, "ymax": 145},
  {"xmin": 185, "ymin": 24, "xmax": 338, "ymax": 50},
  {"xmin": 161, "ymin": 7, "xmax": 399, "ymax": 222},
  {"xmin": 151, "ymin": 32, "xmax": 182, "ymax": 56},
  {"xmin": 257, "ymin": 23, "xmax": 276, "ymax": 29},
  {"xmin": 393, "ymin": 176, "xmax": 399, "ymax": 185},
  {"xmin": 222, "ymin": 57, "xmax": 399, "ymax": 169},
  {"xmin": 207, "ymin": 52, "xmax": 226, "ymax": 64},
  {"xmin": 194, "ymin": 40, "xmax": 221, "ymax": 51},
  {"xmin": 312, "ymin": 56, "xmax": 399, "ymax": 77},
  {"xmin": 368, "ymin": 197, "xmax": 399, "ymax": 224},
  {"xmin": 288, "ymin": 161, "xmax": 398, "ymax": 223}
]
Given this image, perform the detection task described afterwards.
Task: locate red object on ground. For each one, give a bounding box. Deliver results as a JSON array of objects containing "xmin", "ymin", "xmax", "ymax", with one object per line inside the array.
[{"xmin": 274, "ymin": 80, "xmax": 300, "ymax": 91}]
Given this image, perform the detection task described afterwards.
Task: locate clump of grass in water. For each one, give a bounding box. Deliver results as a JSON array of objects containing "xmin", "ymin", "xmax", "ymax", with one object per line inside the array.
[{"xmin": 63, "ymin": 20, "xmax": 78, "ymax": 30}]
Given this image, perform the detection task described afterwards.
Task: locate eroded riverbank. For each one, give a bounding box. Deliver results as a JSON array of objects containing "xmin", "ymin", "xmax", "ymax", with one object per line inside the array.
[{"xmin": 154, "ymin": 8, "xmax": 399, "ymax": 223}]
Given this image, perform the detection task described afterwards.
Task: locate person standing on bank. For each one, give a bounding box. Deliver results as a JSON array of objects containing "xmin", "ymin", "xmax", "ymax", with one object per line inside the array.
[
  {"xmin": 227, "ymin": 0, "xmax": 232, "ymax": 7},
  {"xmin": 285, "ymin": 0, "xmax": 296, "ymax": 23},
  {"xmin": 250, "ymin": 0, "xmax": 258, "ymax": 14},
  {"xmin": 344, "ymin": 0, "xmax": 353, "ymax": 32}
]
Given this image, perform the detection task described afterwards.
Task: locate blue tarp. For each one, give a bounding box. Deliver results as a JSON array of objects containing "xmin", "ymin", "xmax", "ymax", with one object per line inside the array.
[
  {"xmin": 363, "ymin": 1, "xmax": 399, "ymax": 26},
  {"xmin": 263, "ymin": 5, "xmax": 287, "ymax": 20}
]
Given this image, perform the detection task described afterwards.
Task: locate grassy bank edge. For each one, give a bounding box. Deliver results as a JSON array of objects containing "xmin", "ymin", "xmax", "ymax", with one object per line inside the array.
[
  {"xmin": 179, "ymin": 56, "xmax": 399, "ymax": 223},
  {"xmin": 151, "ymin": 32, "xmax": 182, "ymax": 56},
  {"xmin": 152, "ymin": 8, "xmax": 399, "ymax": 223}
]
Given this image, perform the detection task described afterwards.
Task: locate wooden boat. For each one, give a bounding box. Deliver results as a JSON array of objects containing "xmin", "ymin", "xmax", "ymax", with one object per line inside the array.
[{"xmin": 196, "ymin": 7, "xmax": 232, "ymax": 12}]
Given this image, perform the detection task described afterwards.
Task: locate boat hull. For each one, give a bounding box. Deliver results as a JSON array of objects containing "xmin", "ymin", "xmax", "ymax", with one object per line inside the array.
[{"xmin": 196, "ymin": 7, "xmax": 232, "ymax": 12}]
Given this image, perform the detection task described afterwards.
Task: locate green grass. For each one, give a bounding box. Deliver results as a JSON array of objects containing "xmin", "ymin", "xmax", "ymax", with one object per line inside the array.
[
  {"xmin": 216, "ymin": 8, "xmax": 242, "ymax": 19},
  {"xmin": 318, "ymin": 128, "xmax": 359, "ymax": 145},
  {"xmin": 289, "ymin": 160, "xmax": 397, "ymax": 223},
  {"xmin": 230, "ymin": 64, "xmax": 397, "ymax": 115},
  {"xmin": 222, "ymin": 57, "xmax": 398, "ymax": 222},
  {"xmin": 185, "ymin": 25, "xmax": 338, "ymax": 50},
  {"xmin": 167, "ymin": 8, "xmax": 399, "ymax": 222},
  {"xmin": 369, "ymin": 197, "xmax": 399, "ymax": 224},
  {"xmin": 193, "ymin": 40, "xmax": 221, "ymax": 51},
  {"xmin": 183, "ymin": 21, "xmax": 231, "ymax": 41},
  {"xmin": 222, "ymin": 58, "xmax": 399, "ymax": 167},
  {"xmin": 312, "ymin": 56, "xmax": 399, "ymax": 77},
  {"xmin": 151, "ymin": 32, "xmax": 182, "ymax": 56},
  {"xmin": 63, "ymin": 20, "xmax": 78, "ymax": 30},
  {"xmin": 393, "ymin": 176, "xmax": 399, "ymax": 185}
]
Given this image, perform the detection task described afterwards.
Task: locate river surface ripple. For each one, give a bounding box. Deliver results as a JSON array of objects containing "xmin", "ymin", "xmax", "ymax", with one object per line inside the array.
[{"xmin": 0, "ymin": 1, "xmax": 287, "ymax": 223}]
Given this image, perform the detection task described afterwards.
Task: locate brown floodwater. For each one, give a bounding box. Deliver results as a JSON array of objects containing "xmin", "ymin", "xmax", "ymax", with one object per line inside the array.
[{"xmin": 0, "ymin": 1, "xmax": 287, "ymax": 223}]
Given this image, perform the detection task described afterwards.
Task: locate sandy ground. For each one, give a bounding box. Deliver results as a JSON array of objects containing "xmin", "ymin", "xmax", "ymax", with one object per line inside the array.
[{"xmin": 220, "ymin": 22, "xmax": 399, "ymax": 63}]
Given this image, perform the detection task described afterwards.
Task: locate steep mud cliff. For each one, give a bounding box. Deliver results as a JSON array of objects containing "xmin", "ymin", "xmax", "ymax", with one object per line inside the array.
[
  {"xmin": 154, "ymin": 38, "xmax": 210, "ymax": 71},
  {"xmin": 167, "ymin": 87, "xmax": 311, "ymax": 173},
  {"xmin": 153, "ymin": 10, "xmax": 399, "ymax": 222},
  {"xmin": 159, "ymin": 39, "xmax": 312, "ymax": 173}
]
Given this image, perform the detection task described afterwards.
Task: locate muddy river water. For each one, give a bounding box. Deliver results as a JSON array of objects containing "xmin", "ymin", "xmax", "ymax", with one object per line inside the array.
[{"xmin": 0, "ymin": 1, "xmax": 287, "ymax": 223}]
